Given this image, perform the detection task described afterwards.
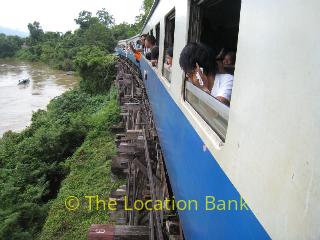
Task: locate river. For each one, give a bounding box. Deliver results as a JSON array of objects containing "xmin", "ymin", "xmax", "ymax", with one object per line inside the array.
[{"xmin": 0, "ymin": 59, "xmax": 80, "ymax": 137}]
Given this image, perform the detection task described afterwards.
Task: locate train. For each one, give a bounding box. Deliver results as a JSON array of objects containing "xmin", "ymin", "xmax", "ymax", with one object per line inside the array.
[{"xmin": 114, "ymin": 0, "xmax": 320, "ymax": 239}]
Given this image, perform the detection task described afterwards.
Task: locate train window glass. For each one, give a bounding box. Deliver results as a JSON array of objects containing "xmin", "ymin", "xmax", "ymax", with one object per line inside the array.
[
  {"xmin": 162, "ymin": 9, "xmax": 175, "ymax": 82},
  {"xmin": 155, "ymin": 23, "xmax": 160, "ymax": 46},
  {"xmin": 185, "ymin": 0, "xmax": 241, "ymax": 142}
]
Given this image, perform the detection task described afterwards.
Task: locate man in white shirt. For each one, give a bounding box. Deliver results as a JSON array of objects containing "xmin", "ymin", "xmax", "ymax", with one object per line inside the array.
[{"xmin": 210, "ymin": 73, "xmax": 233, "ymax": 102}]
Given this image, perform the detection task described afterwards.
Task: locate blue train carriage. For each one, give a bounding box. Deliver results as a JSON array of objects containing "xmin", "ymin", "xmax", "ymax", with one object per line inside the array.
[{"xmin": 116, "ymin": 0, "xmax": 320, "ymax": 239}]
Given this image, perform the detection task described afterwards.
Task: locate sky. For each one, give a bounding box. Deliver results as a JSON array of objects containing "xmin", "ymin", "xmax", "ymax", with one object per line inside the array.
[{"xmin": 0, "ymin": 0, "xmax": 143, "ymax": 33}]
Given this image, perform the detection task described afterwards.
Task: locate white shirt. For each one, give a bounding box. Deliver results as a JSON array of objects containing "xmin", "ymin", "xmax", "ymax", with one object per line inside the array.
[{"xmin": 211, "ymin": 74, "xmax": 234, "ymax": 101}]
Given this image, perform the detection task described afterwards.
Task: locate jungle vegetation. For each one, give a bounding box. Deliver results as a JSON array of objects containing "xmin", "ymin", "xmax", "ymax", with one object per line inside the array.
[{"xmin": 0, "ymin": 0, "xmax": 153, "ymax": 239}]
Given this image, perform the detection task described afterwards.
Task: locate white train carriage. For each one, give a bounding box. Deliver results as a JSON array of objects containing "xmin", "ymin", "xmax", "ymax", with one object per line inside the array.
[{"xmin": 117, "ymin": 0, "xmax": 320, "ymax": 239}]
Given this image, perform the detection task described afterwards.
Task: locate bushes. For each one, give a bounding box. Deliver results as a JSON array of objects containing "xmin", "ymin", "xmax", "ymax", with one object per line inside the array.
[
  {"xmin": 38, "ymin": 94, "xmax": 121, "ymax": 240},
  {"xmin": 16, "ymin": 48, "xmax": 37, "ymax": 61},
  {"xmin": 0, "ymin": 34, "xmax": 23, "ymax": 58},
  {"xmin": 0, "ymin": 7, "xmax": 128, "ymax": 239},
  {"xmin": 0, "ymin": 81, "xmax": 120, "ymax": 239},
  {"xmin": 75, "ymin": 47, "xmax": 116, "ymax": 94}
]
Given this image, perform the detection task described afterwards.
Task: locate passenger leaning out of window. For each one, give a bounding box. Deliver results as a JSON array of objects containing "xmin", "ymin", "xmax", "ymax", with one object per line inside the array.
[
  {"xmin": 166, "ymin": 47, "xmax": 173, "ymax": 68},
  {"xmin": 179, "ymin": 43, "xmax": 234, "ymax": 106},
  {"xmin": 145, "ymin": 35, "xmax": 159, "ymax": 67},
  {"xmin": 163, "ymin": 47, "xmax": 173, "ymax": 80},
  {"xmin": 164, "ymin": 47, "xmax": 173, "ymax": 72},
  {"xmin": 130, "ymin": 34, "xmax": 147, "ymax": 54}
]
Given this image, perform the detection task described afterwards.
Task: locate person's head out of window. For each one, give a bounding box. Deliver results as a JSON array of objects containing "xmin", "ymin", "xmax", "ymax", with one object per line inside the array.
[
  {"xmin": 140, "ymin": 34, "xmax": 147, "ymax": 47},
  {"xmin": 145, "ymin": 35, "xmax": 157, "ymax": 48},
  {"xmin": 179, "ymin": 43, "xmax": 233, "ymax": 106},
  {"xmin": 223, "ymin": 51, "xmax": 236, "ymax": 66},
  {"xmin": 166, "ymin": 47, "xmax": 173, "ymax": 67},
  {"xmin": 179, "ymin": 42, "xmax": 217, "ymax": 86},
  {"xmin": 144, "ymin": 35, "xmax": 159, "ymax": 66}
]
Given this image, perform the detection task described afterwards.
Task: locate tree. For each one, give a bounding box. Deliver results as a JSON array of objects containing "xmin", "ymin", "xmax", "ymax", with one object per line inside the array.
[
  {"xmin": 75, "ymin": 46, "xmax": 116, "ymax": 93},
  {"xmin": 111, "ymin": 23, "xmax": 137, "ymax": 41},
  {"xmin": 130, "ymin": 0, "xmax": 154, "ymax": 32},
  {"xmin": 97, "ymin": 8, "xmax": 115, "ymax": 28},
  {"xmin": 27, "ymin": 21, "xmax": 44, "ymax": 44},
  {"xmin": 143, "ymin": 0, "xmax": 154, "ymax": 13},
  {"xmin": 0, "ymin": 34, "xmax": 23, "ymax": 58},
  {"xmin": 74, "ymin": 10, "xmax": 92, "ymax": 29}
]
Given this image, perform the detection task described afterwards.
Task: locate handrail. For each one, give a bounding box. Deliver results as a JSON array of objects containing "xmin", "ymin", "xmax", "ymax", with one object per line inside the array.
[{"xmin": 185, "ymin": 81, "xmax": 229, "ymax": 121}]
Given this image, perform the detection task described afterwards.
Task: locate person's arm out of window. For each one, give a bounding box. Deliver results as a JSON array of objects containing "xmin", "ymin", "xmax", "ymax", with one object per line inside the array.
[
  {"xmin": 129, "ymin": 42, "xmax": 137, "ymax": 53},
  {"xmin": 216, "ymin": 96, "xmax": 230, "ymax": 106},
  {"xmin": 215, "ymin": 75, "xmax": 233, "ymax": 106}
]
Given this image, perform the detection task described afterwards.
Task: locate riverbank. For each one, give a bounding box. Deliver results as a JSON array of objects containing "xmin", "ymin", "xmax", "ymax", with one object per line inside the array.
[
  {"xmin": 0, "ymin": 58, "xmax": 80, "ymax": 136},
  {"xmin": 0, "ymin": 54, "xmax": 122, "ymax": 239},
  {"xmin": 0, "ymin": 86, "xmax": 122, "ymax": 239}
]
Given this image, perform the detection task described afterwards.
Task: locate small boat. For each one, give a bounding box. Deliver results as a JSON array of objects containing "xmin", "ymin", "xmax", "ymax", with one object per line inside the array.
[{"xmin": 18, "ymin": 78, "xmax": 30, "ymax": 85}]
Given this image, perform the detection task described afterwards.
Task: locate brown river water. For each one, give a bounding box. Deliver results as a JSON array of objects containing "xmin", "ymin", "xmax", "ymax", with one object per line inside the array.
[{"xmin": 0, "ymin": 59, "xmax": 80, "ymax": 137}]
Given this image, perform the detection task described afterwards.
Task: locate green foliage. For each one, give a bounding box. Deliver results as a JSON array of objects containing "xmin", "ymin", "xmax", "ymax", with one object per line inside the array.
[
  {"xmin": 96, "ymin": 8, "xmax": 115, "ymax": 28},
  {"xmin": 111, "ymin": 23, "xmax": 138, "ymax": 41},
  {"xmin": 0, "ymin": 79, "xmax": 120, "ymax": 239},
  {"xmin": 27, "ymin": 21, "xmax": 44, "ymax": 45},
  {"xmin": 74, "ymin": 11, "xmax": 93, "ymax": 30},
  {"xmin": 0, "ymin": 34, "xmax": 24, "ymax": 58},
  {"xmin": 38, "ymin": 94, "xmax": 122, "ymax": 240},
  {"xmin": 135, "ymin": 0, "xmax": 154, "ymax": 30},
  {"xmin": 75, "ymin": 47, "xmax": 116, "ymax": 93},
  {"xmin": 1, "ymin": 0, "xmax": 155, "ymax": 64},
  {"xmin": 0, "ymin": 2, "xmax": 156, "ymax": 238},
  {"xmin": 13, "ymin": 10, "xmax": 119, "ymax": 70}
]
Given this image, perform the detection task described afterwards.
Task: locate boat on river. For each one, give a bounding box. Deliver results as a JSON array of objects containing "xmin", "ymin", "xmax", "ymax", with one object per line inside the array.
[{"xmin": 18, "ymin": 78, "xmax": 30, "ymax": 85}]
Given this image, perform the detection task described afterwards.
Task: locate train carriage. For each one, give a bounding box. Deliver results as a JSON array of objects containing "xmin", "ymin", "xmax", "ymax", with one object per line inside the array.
[{"xmin": 115, "ymin": 0, "xmax": 320, "ymax": 239}]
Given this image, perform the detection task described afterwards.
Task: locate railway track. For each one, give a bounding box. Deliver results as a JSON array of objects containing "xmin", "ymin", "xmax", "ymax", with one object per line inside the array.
[{"xmin": 88, "ymin": 56, "xmax": 183, "ymax": 240}]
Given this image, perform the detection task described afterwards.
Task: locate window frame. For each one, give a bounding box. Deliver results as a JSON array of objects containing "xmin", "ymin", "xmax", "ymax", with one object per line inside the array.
[
  {"xmin": 184, "ymin": 0, "xmax": 241, "ymax": 142},
  {"xmin": 162, "ymin": 8, "xmax": 176, "ymax": 83},
  {"xmin": 155, "ymin": 22, "xmax": 160, "ymax": 46}
]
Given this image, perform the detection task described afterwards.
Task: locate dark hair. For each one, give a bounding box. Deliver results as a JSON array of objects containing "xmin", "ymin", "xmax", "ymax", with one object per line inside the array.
[
  {"xmin": 136, "ymin": 39, "xmax": 141, "ymax": 45},
  {"xmin": 146, "ymin": 35, "xmax": 156, "ymax": 46},
  {"xmin": 140, "ymin": 34, "xmax": 148, "ymax": 38},
  {"xmin": 166, "ymin": 47, "xmax": 173, "ymax": 58},
  {"xmin": 179, "ymin": 42, "xmax": 217, "ymax": 76},
  {"xmin": 225, "ymin": 51, "xmax": 236, "ymax": 65}
]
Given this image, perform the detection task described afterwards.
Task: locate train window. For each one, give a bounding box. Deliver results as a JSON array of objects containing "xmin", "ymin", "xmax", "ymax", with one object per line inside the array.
[
  {"xmin": 162, "ymin": 9, "xmax": 175, "ymax": 82},
  {"xmin": 155, "ymin": 23, "xmax": 160, "ymax": 46},
  {"xmin": 185, "ymin": 0, "xmax": 241, "ymax": 141},
  {"xmin": 150, "ymin": 29, "xmax": 154, "ymax": 37}
]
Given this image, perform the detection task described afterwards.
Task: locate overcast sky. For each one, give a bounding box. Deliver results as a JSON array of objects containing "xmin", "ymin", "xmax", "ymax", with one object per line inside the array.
[{"xmin": 0, "ymin": 0, "xmax": 143, "ymax": 33}]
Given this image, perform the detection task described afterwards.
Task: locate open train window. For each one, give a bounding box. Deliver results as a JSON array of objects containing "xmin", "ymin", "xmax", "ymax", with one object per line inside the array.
[
  {"xmin": 155, "ymin": 23, "xmax": 160, "ymax": 46},
  {"xmin": 185, "ymin": 0, "xmax": 241, "ymax": 142},
  {"xmin": 162, "ymin": 9, "xmax": 175, "ymax": 82}
]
